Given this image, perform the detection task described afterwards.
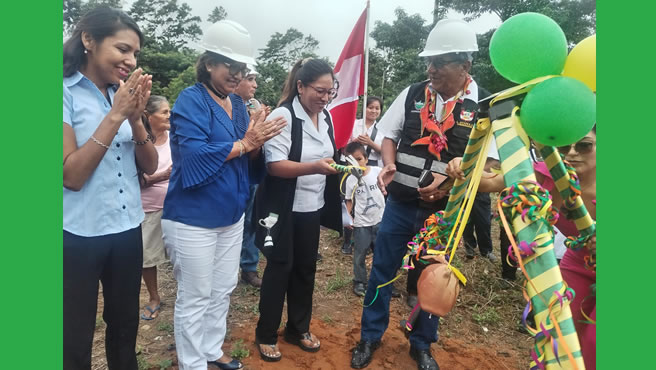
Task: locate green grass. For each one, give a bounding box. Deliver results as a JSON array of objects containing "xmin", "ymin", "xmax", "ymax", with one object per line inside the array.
[
  {"xmin": 472, "ymin": 305, "xmax": 501, "ymax": 326},
  {"xmin": 136, "ymin": 352, "xmax": 150, "ymax": 370},
  {"xmin": 321, "ymin": 314, "xmax": 334, "ymax": 324},
  {"xmin": 95, "ymin": 316, "xmax": 104, "ymax": 329},
  {"xmin": 230, "ymin": 339, "xmax": 250, "ymax": 360},
  {"xmin": 325, "ymin": 268, "xmax": 351, "ymax": 294},
  {"xmin": 158, "ymin": 359, "xmax": 173, "ymax": 369},
  {"xmin": 157, "ymin": 322, "xmax": 174, "ymax": 334}
]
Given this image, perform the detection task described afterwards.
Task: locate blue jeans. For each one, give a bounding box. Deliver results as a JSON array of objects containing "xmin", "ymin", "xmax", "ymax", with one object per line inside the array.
[
  {"xmin": 352, "ymin": 224, "xmax": 380, "ymax": 284},
  {"xmin": 240, "ymin": 185, "xmax": 259, "ymax": 272},
  {"xmin": 360, "ymin": 195, "xmax": 440, "ymax": 350}
]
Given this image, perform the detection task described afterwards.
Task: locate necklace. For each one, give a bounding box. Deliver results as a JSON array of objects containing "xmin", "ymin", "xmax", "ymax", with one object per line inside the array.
[{"xmin": 205, "ymin": 82, "xmax": 227, "ymax": 100}]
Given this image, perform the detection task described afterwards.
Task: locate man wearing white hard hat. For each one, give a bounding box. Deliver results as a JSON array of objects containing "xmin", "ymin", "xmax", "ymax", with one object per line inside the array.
[
  {"xmin": 351, "ymin": 19, "xmax": 495, "ymax": 370},
  {"xmin": 161, "ymin": 20, "xmax": 286, "ymax": 370}
]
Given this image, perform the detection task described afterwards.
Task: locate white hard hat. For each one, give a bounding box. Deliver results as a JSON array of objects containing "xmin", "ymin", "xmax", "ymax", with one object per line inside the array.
[
  {"xmin": 198, "ymin": 20, "xmax": 256, "ymax": 66},
  {"xmin": 419, "ymin": 19, "xmax": 478, "ymax": 57},
  {"xmin": 246, "ymin": 65, "xmax": 259, "ymax": 76}
]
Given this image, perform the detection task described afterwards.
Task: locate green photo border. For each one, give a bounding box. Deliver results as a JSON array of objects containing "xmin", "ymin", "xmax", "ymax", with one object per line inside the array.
[
  {"xmin": 5, "ymin": 1, "xmax": 647, "ymax": 369},
  {"xmin": 2, "ymin": 1, "xmax": 63, "ymax": 368},
  {"xmin": 598, "ymin": 1, "xmax": 653, "ymax": 369}
]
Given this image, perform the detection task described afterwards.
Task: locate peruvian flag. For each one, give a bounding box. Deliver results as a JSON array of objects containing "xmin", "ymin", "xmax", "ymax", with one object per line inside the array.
[{"xmin": 329, "ymin": 7, "xmax": 367, "ymax": 149}]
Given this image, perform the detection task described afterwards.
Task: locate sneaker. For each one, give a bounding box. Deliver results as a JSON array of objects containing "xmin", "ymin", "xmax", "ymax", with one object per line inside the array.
[
  {"xmin": 341, "ymin": 244, "xmax": 353, "ymax": 255},
  {"xmin": 391, "ymin": 286, "xmax": 401, "ymax": 298},
  {"xmin": 485, "ymin": 252, "xmax": 498, "ymax": 262},
  {"xmin": 353, "ymin": 282, "xmax": 366, "ymax": 297},
  {"xmin": 317, "ymin": 253, "xmax": 323, "ymax": 262}
]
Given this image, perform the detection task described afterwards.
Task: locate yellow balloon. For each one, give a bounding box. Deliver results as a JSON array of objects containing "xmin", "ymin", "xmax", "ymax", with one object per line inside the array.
[{"xmin": 562, "ymin": 34, "xmax": 596, "ymax": 91}]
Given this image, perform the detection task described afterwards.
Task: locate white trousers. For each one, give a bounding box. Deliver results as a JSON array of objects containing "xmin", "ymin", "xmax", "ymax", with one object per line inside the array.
[{"xmin": 162, "ymin": 216, "xmax": 244, "ymax": 370}]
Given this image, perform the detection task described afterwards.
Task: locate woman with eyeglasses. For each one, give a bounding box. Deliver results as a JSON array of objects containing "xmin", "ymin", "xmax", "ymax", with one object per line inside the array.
[
  {"xmin": 160, "ymin": 20, "xmax": 286, "ymax": 370},
  {"xmin": 446, "ymin": 127, "xmax": 596, "ymax": 369},
  {"xmin": 252, "ymin": 58, "xmax": 342, "ymax": 362}
]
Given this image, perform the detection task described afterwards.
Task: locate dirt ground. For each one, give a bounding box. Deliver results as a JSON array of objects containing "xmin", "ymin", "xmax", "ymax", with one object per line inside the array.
[{"xmin": 92, "ymin": 221, "xmax": 533, "ymax": 370}]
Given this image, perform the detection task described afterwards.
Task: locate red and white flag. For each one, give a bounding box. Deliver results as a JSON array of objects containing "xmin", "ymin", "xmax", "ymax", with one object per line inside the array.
[{"xmin": 329, "ymin": 7, "xmax": 367, "ymax": 149}]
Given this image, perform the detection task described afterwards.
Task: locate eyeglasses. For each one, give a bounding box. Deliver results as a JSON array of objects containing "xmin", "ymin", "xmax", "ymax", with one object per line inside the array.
[
  {"xmin": 307, "ymin": 84, "xmax": 338, "ymax": 99},
  {"xmin": 426, "ymin": 56, "xmax": 463, "ymax": 69},
  {"xmin": 221, "ymin": 61, "xmax": 250, "ymax": 76},
  {"xmin": 557, "ymin": 141, "xmax": 596, "ymax": 155}
]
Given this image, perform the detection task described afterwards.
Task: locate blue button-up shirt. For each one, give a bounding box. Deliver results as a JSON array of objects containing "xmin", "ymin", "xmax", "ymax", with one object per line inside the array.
[
  {"xmin": 162, "ymin": 83, "xmax": 252, "ymax": 228},
  {"xmin": 63, "ymin": 71, "xmax": 144, "ymax": 237}
]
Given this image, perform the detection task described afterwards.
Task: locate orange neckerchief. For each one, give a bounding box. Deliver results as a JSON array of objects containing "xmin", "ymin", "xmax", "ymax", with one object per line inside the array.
[{"xmin": 412, "ymin": 76, "xmax": 473, "ymax": 160}]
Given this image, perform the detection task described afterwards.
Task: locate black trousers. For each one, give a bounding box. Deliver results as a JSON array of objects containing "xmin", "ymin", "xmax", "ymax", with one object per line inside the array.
[
  {"xmin": 462, "ymin": 192, "xmax": 493, "ymax": 256},
  {"xmin": 63, "ymin": 227, "xmax": 143, "ymax": 370},
  {"xmin": 256, "ymin": 211, "xmax": 320, "ymax": 344},
  {"xmin": 406, "ymin": 198, "xmax": 448, "ymax": 296}
]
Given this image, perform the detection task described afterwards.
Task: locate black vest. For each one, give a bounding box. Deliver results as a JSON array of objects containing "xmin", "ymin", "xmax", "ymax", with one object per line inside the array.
[
  {"xmin": 252, "ymin": 102, "xmax": 342, "ymax": 262},
  {"xmin": 387, "ymin": 80, "xmax": 490, "ymax": 203}
]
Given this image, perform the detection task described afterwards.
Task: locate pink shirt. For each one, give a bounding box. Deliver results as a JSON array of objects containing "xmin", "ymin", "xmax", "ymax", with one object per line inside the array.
[{"xmin": 141, "ymin": 134, "xmax": 172, "ymax": 212}]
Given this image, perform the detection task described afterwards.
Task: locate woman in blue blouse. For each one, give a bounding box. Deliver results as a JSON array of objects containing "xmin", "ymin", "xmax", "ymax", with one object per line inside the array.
[
  {"xmin": 63, "ymin": 7, "xmax": 158, "ymax": 370},
  {"xmin": 161, "ymin": 20, "xmax": 286, "ymax": 370}
]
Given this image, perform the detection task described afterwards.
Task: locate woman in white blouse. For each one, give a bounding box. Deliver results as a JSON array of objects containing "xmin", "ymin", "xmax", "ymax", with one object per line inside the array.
[
  {"xmin": 253, "ymin": 58, "xmax": 341, "ymax": 362},
  {"xmin": 349, "ymin": 96, "xmax": 384, "ymax": 166}
]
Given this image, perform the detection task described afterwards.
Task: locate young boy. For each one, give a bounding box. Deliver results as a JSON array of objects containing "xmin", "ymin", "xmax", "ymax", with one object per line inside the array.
[{"xmin": 344, "ymin": 142, "xmax": 386, "ymax": 296}]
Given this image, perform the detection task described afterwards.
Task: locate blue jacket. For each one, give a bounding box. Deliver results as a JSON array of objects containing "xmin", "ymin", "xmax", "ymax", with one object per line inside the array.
[{"xmin": 163, "ymin": 83, "xmax": 257, "ymax": 228}]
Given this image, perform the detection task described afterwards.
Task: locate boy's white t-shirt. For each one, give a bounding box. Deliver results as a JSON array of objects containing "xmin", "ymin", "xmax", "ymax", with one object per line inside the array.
[{"xmin": 345, "ymin": 166, "xmax": 386, "ymax": 227}]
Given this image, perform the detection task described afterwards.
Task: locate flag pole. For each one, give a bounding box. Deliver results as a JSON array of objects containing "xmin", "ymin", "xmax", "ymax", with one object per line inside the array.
[{"xmin": 361, "ymin": 0, "xmax": 370, "ymax": 127}]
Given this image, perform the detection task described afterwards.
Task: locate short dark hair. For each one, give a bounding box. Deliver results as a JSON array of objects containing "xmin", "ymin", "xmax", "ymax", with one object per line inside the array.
[
  {"xmin": 195, "ymin": 51, "xmax": 235, "ymax": 85},
  {"xmin": 345, "ymin": 141, "xmax": 367, "ymax": 158},
  {"xmin": 63, "ymin": 6, "xmax": 143, "ymax": 77},
  {"xmin": 278, "ymin": 58, "xmax": 335, "ymax": 106},
  {"xmin": 366, "ymin": 96, "xmax": 383, "ymax": 111}
]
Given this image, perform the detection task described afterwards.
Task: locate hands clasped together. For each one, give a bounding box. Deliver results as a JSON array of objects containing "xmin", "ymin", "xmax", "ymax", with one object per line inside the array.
[
  {"xmin": 112, "ymin": 68, "xmax": 153, "ymax": 126},
  {"xmin": 242, "ymin": 110, "xmax": 287, "ymax": 152}
]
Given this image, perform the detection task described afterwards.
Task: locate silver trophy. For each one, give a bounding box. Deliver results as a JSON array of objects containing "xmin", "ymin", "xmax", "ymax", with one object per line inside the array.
[{"xmin": 259, "ymin": 213, "xmax": 279, "ymax": 249}]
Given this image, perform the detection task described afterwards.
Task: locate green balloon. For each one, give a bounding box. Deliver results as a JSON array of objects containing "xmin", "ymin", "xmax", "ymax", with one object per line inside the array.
[
  {"xmin": 520, "ymin": 77, "xmax": 596, "ymax": 147},
  {"xmin": 490, "ymin": 13, "xmax": 568, "ymax": 83}
]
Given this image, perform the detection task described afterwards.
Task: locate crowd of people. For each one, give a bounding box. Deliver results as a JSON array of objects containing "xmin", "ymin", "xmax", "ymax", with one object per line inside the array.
[{"xmin": 63, "ymin": 6, "xmax": 596, "ymax": 370}]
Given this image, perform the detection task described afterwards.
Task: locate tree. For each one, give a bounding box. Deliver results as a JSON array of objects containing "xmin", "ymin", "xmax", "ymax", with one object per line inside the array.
[
  {"xmin": 164, "ymin": 65, "xmax": 197, "ymax": 102},
  {"xmin": 126, "ymin": 0, "xmax": 203, "ymax": 100},
  {"xmin": 258, "ymin": 28, "xmax": 319, "ymax": 70},
  {"xmin": 63, "ymin": 0, "xmax": 122, "ymax": 35},
  {"xmin": 439, "ymin": 0, "xmax": 595, "ymax": 43},
  {"xmin": 138, "ymin": 49, "xmax": 198, "ymax": 98},
  {"xmin": 128, "ymin": 0, "xmax": 202, "ymax": 52},
  {"xmin": 207, "ymin": 6, "xmax": 227, "ymax": 23},
  {"xmin": 256, "ymin": 28, "xmax": 321, "ymax": 106},
  {"xmin": 438, "ymin": 0, "xmax": 596, "ymax": 92},
  {"xmin": 366, "ymin": 8, "xmax": 431, "ymax": 110}
]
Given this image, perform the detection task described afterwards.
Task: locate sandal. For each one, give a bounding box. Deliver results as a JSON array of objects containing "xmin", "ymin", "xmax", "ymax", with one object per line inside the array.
[
  {"xmin": 140, "ymin": 304, "xmax": 161, "ymax": 320},
  {"xmin": 255, "ymin": 339, "xmax": 282, "ymax": 362},
  {"xmin": 284, "ymin": 331, "xmax": 321, "ymax": 353}
]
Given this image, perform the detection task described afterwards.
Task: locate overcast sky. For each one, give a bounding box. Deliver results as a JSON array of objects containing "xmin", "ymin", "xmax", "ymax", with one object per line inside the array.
[{"xmin": 136, "ymin": 0, "xmax": 501, "ymax": 62}]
